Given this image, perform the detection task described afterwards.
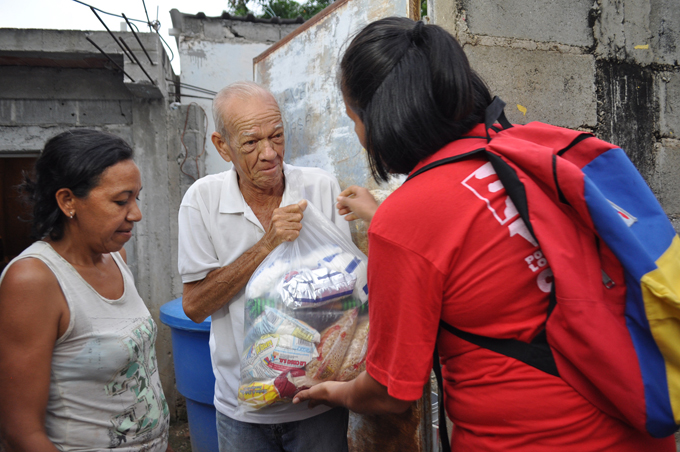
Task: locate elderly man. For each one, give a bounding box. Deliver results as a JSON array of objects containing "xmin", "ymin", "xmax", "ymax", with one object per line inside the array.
[{"xmin": 177, "ymin": 81, "xmax": 351, "ymax": 452}]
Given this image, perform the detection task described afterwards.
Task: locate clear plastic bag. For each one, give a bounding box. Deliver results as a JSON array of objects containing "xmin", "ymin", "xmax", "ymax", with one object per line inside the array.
[{"xmin": 237, "ymin": 200, "xmax": 369, "ymax": 414}]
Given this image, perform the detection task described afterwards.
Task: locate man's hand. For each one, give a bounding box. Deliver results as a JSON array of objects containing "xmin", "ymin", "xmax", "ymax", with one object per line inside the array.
[
  {"xmin": 262, "ymin": 199, "xmax": 308, "ymax": 252},
  {"xmin": 336, "ymin": 186, "xmax": 378, "ymax": 223}
]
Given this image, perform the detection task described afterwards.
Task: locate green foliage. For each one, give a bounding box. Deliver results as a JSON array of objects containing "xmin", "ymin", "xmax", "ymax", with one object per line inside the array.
[
  {"xmin": 228, "ymin": 0, "xmax": 334, "ymax": 20},
  {"xmin": 228, "ymin": 0, "xmax": 252, "ymax": 16},
  {"xmin": 264, "ymin": 0, "xmax": 304, "ymax": 19},
  {"xmin": 296, "ymin": 0, "xmax": 334, "ymax": 19},
  {"xmin": 421, "ymin": 0, "xmax": 427, "ymax": 19}
]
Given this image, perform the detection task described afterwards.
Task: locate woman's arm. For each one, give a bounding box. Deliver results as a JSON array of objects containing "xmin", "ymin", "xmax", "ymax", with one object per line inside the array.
[
  {"xmin": 0, "ymin": 258, "xmax": 68, "ymax": 452},
  {"xmin": 336, "ymin": 186, "xmax": 379, "ymax": 224},
  {"xmin": 293, "ymin": 370, "xmax": 413, "ymax": 415}
]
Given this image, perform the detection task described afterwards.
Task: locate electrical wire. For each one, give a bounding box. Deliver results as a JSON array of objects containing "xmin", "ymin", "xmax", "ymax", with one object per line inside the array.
[
  {"xmin": 165, "ymin": 79, "xmax": 217, "ymax": 96},
  {"xmin": 157, "ymin": 32, "xmax": 175, "ymax": 62},
  {"xmin": 120, "ymin": 37, "xmax": 155, "ymax": 84},
  {"xmin": 264, "ymin": 5, "xmax": 278, "ymax": 18},
  {"xmin": 122, "ymin": 13, "xmax": 155, "ymax": 65},
  {"xmin": 85, "ymin": 36, "xmax": 135, "ymax": 81},
  {"xmin": 174, "ymin": 94, "xmax": 215, "ymax": 100},
  {"xmin": 72, "ymin": 0, "xmax": 174, "ymax": 62},
  {"xmin": 180, "ymin": 103, "xmax": 208, "ymax": 181},
  {"xmin": 90, "ymin": 7, "xmax": 135, "ymax": 62},
  {"xmin": 141, "ymin": 0, "xmax": 153, "ymax": 32}
]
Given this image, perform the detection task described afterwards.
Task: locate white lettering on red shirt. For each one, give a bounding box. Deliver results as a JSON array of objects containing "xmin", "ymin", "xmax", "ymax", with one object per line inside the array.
[
  {"xmin": 463, "ymin": 161, "xmax": 552, "ymax": 292},
  {"xmin": 462, "ymin": 162, "xmax": 537, "ymax": 246}
]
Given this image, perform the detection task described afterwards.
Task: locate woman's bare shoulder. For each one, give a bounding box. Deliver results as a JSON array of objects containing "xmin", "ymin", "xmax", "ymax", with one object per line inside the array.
[
  {"xmin": 1, "ymin": 257, "xmax": 58, "ymax": 288},
  {"xmin": 0, "ymin": 257, "xmax": 66, "ymax": 318}
]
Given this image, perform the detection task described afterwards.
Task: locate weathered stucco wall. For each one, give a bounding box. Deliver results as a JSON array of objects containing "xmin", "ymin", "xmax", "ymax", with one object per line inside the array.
[{"xmin": 430, "ymin": 0, "xmax": 680, "ymax": 232}]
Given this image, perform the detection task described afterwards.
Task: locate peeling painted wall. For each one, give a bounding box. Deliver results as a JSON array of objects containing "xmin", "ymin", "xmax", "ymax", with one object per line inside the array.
[{"xmin": 255, "ymin": 2, "xmax": 371, "ymax": 190}]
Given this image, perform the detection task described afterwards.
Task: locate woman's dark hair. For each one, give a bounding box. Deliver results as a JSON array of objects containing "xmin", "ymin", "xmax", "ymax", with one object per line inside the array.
[
  {"xmin": 340, "ymin": 17, "xmax": 493, "ymax": 182},
  {"xmin": 21, "ymin": 129, "xmax": 134, "ymax": 241}
]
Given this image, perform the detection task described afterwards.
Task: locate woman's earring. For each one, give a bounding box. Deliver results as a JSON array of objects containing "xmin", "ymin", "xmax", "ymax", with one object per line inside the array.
[{"xmin": 69, "ymin": 212, "xmax": 74, "ymax": 219}]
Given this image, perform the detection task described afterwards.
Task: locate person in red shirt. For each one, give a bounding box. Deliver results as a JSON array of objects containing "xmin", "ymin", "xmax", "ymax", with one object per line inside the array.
[{"xmin": 293, "ymin": 16, "xmax": 676, "ymax": 451}]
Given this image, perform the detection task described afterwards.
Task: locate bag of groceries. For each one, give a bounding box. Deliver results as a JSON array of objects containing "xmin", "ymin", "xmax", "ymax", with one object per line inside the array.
[{"xmin": 237, "ymin": 200, "xmax": 369, "ymax": 413}]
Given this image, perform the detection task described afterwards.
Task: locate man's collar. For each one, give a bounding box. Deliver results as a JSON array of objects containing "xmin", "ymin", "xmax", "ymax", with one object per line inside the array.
[
  {"xmin": 218, "ymin": 162, "xmax": 297, "ymax": 213},
  {"xmin": 218, "ymin": 167, "xmax": 244, "ymax": 213}
]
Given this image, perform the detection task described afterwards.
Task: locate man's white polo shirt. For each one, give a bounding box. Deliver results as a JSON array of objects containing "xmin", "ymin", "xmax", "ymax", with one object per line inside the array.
[{"xmin": 178, "ymin": 163, "xmax": 351, "ymax": 423}]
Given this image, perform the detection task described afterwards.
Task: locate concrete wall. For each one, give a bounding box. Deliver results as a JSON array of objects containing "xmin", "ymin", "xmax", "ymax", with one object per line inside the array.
[
  {"xmin": 169, "ymin": 10, "xmax": 302, "ymax": 175},
  {"xmin": 429, "ymin": 0, "xmax": 680, "ymax": 232},
  {"xmin": 0, "ymin": 28, "xmax": 206, "ymax": 420}
]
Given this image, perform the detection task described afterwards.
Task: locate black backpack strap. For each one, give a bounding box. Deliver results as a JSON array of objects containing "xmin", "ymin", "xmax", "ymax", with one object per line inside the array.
[
  {"xmin": 432, "ymin": 344, "xmax": 451, "ymax": 452},
  {"xmin": 438, "ymin": 281, "xmax": 560, "ymax": 378},
  {"xmin": 556, "ymin": 132, "xmax": 595, "ymax": 156},
  {"xmin": 485, "ymin": 96, "xmax": 513, "ymax": 142},
  {"xmin": 408, "ymin": 147, "xmax": 534, "ymax": 244},
  {"xmin": 407, "ymin": 148, "xmax": 486, "ymax": 182},
  {"xmin": 439, "ymin": 320, "xmax": 559, "ymax": 377},
  {"xmin": 485, "ymin": 152, "xmax": 538, "ymax": 245}
]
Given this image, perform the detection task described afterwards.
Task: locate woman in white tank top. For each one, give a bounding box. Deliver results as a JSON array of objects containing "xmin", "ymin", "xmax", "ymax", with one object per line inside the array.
[{"xmin": 0, "ymin": 130, "xmax": 170, "ymax": 451}]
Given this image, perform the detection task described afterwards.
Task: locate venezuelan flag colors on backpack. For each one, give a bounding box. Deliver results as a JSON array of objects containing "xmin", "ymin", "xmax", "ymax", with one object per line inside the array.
[{"xmin": 581, "ymin": 146, "xmax": 680, "ymax": 437}]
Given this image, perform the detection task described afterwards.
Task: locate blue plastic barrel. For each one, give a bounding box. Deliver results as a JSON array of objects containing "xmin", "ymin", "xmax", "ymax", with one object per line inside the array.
[{"xmin": 160, "ymin": 297, "xmax": 218, "ymax": 452}]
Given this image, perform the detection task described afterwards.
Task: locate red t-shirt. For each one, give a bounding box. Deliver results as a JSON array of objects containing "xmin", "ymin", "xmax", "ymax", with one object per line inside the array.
[{"xmin": 365, "ymin": 125, "xmax": 674, "ymax": 451}]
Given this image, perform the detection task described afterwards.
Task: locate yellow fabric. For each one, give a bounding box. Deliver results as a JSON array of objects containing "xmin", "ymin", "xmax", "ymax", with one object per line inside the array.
[{"xmin": 642, "ymin": 235, "xmax": 680, "ymax": 422}]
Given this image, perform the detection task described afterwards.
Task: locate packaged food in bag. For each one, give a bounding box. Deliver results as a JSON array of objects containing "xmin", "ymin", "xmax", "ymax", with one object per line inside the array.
[
  {"xmin": 279, "ymin": 267, "xmax": 356, "ymax": 308},
  {"xmin": 337, "ymin": 316, "xmax": 370, "ymax": 381},
  {"xmin": 305, "ymin": 308, "xmax": 359, "ymax": 382},
  {"xmin": 237, "ymin": 201, "xmax": 369, "ymax": 414}
]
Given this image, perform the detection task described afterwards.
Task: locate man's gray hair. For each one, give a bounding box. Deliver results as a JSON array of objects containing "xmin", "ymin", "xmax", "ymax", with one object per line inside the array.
[{"xmin": 212, "ymin": 81, "xmax": 279, "ymax": 144}]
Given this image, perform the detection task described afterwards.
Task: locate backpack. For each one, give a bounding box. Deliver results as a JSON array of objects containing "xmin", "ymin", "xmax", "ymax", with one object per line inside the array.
[{"xmin": 413, "ymin": 98, "xmax": 680, "ymax": 449}]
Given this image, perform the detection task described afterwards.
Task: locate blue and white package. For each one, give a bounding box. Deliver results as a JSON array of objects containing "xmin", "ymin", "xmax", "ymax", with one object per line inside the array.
[
  {"xmin": 318, "ymin": 251, "xmax": 369, "ymax": 303},
  {"xmin": 279, "ymin": 267, "xmax": 356, "ymax": 308}
]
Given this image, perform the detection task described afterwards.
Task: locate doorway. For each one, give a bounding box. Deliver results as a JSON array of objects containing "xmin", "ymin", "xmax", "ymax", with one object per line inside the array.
[{"xmin": 0, "ymin": 157, "xmax": 37, "ymax": 273}]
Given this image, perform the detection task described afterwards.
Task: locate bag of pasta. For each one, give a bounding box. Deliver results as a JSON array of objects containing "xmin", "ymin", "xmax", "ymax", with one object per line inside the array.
[{"xmin": 237, "ymin": 200, "xmax": 369, "ymax": 414}]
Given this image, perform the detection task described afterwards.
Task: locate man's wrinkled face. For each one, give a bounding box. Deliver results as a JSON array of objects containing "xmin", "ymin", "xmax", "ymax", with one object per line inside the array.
[{"xmin": 215, "ymin": 93, "xmax": 285, "ymax": 194}]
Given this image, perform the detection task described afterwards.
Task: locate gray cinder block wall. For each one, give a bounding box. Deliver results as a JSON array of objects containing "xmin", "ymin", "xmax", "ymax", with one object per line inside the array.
[
  {"xmin": 430, "ymin": 0, "xmax": 680, "ymax": 232},
  {"xmin": 0, "ymin": 28, "xmax": 206, "ymax": 419}
]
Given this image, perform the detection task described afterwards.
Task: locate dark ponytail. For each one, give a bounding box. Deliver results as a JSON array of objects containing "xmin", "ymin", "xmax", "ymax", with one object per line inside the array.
[
  {"xmin": 340, "ymin": 17, "xmax": 492, "ymax": 182},
  {"xmin": 21, "ymin": 129, "xmax": 134, "ymax": 241}
]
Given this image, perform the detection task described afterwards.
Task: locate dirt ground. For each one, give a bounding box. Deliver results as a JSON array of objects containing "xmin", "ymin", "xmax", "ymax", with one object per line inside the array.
[{"xmin": 169, "ymin": 419, "xmax": 193, "ymax": 452}]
